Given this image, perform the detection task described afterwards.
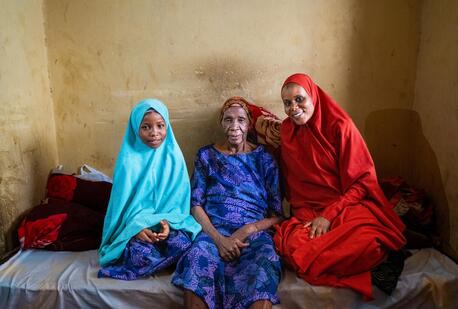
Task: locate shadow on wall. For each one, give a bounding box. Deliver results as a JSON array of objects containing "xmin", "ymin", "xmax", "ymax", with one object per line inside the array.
[
  {"xmin": 364, "ymin": 109, "xmax": 456, "ymax": 259},
  {"xmin": 342, "ymin": 1, "xmax": 420, "ymax": 131}
]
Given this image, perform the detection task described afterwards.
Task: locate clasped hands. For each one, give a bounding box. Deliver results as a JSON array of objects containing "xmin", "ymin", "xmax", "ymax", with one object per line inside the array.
[
  {"xmin": 216, "ymin": 223, "xmax": 258, "ymax": 262},
  {"xmin": 135, "ymin": 220, "xmax": 170, "ymax": 243}
]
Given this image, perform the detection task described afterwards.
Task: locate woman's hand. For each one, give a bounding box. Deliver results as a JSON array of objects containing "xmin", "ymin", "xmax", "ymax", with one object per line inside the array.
[
  {"xmin": 231, "ymin": 223, "xmax": 258, "ymax": 242},
  {"xmin": 135, "ymin": 220, "xmax": 170, "ymax": 243},
  {"xmin": 304, "ymin": 216, "xmax": 330, "ymax": 239},
  {"xmin": 215, "ymin": 235, "xmax": 249, "ymax": 262}
]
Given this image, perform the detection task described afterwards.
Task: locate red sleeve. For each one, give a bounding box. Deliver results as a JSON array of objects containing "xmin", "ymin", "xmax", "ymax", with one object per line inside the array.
[
  {"xmin": 321, "ymin": 182, "xmax": 366, "ymax": 222},
  {"xmin": 321, "ymin": 120, "xmax": 374, "ymax": 222}
]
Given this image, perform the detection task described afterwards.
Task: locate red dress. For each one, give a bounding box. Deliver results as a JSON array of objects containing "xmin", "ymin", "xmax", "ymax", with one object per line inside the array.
[{"xmin": 274, "ymin": 74, "xmax": 405, "ymax": 300}]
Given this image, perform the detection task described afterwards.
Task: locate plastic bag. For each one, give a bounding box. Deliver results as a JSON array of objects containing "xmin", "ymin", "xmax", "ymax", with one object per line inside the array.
[{"xmin": 75, "ymin": 164, "xmax": 112, "ymax": 183}]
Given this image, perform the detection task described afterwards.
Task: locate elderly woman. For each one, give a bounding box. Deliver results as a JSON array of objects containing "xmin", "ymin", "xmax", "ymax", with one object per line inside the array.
[
  {"xmin": 274, "ymin": 74, "xmax": 406, "ymax": 299},
  {"xmin": 172, "ymin": 97, "xmax": 283, "ymax": 309}
]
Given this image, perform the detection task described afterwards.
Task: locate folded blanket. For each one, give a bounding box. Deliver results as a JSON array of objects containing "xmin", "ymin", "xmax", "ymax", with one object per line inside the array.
[{"xmin": 18, "ymin": 199, "xmax": 104, "ymax": 251}]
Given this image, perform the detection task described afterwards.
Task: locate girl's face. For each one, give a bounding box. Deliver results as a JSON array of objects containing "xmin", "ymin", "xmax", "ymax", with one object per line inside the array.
[
  {"xmin": 221, "ymin": 105, "xmax": 250, "ymax": 146},
  {"xmin": 281, "ymin": 83, "xmax": 315, "ymax": 125},
  {"xmin": 139, "ymin": 111, "xmax": 166, "ymax": 149}
]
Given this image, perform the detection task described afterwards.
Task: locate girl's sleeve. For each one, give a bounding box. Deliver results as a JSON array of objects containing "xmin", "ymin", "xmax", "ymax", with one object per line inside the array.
[{"xmin": 190, "ymin": 150, "xmax": 208, "ymax": 208}]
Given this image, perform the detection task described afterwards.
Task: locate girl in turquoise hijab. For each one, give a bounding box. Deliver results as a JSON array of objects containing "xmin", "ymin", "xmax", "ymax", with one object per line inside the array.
[{"xmin": 98, "ymin": 98, "xmax": 201, "ymax": 280}]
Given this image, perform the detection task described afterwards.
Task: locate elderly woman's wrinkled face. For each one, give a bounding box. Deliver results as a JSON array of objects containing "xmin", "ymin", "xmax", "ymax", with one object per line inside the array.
[
  {"xmin": 221, "ymin": 105, "xmax": 250, "ymax": 146},
  {"xmin": 281, "ymin": 83, "xmax": 314, "ymax": 125}
]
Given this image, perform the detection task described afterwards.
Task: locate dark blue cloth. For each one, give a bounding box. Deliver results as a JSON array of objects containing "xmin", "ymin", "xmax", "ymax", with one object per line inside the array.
[
  {"xmin": 98, "ymin": 230, "xmax": 191, "ymax": 280},
  {"xmin": 172, "ymin": 145, "xmax": 282, "ymax": 309}
]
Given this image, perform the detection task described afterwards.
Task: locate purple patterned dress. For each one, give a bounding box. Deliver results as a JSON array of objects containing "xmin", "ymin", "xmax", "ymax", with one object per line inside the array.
[
  {"xmin": 98, "ymin": 230, "xmax": 191, "ymax": 280},
  {"xmin": 172, "ymin": 145, "xmax": 282, "ymax": 309}
]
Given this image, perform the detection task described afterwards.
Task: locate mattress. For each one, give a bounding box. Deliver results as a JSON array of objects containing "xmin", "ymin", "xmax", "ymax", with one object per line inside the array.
[{"xmin": 0, "ymin": 248, "xmax": 457, "ymax": 308}]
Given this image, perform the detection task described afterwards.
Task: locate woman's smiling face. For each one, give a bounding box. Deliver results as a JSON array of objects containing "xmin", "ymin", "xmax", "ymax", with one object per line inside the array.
[{"xmin": 281, "ymin": 83, "xmax": 315, "ymax": 125}]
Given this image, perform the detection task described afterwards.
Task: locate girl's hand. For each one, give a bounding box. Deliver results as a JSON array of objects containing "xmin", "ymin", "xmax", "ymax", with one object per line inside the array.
[
  {"xmin": 156, "ymin": 220, "xmax": 170, "ymax": 241},
  {"xmin": 215, "ymin": 235, "xmax": 249, "ymax": 262},
  {"xmin": 136, "ymin": 228, "xmax": 159, "ymax": 243},
  {"xmin": 135, "ymin": 220, "xmax": 170, "ymax": 243},
  {"xmin": 304, "ymin": 216, "xmax": 330, "ymax": 239}
]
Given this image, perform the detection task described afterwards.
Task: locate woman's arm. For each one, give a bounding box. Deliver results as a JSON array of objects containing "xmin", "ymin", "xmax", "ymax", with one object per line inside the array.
[
  {"xmin": 192, "ymin": 206, "xmax": 248, "ymax": 261},
  {"xmin": 232, "ymin": 216, "xmax": 283, "ymax": 242},
  {"xmin": 318, "ymin": 121, "xmax": 373, "ymax": 224},
  {"xmin": 232, "ymin": 150, "xmax": 284, "ymax": 241},
  {"xmin": 308, "ymin": 121, "xmax": 372, "ymax": 239},
  {"xmin": 190, "ymin": 152, "xmax": 246, "ymax": 261}
]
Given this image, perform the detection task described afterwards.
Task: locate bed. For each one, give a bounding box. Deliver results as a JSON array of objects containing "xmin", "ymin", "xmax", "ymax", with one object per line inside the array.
[{"xmin": 1, "ymin": 248, "xmax": 457, "ymax": 308}]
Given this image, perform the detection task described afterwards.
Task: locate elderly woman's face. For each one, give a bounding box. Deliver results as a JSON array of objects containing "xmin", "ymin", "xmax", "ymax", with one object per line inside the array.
[
  {"xmin": 221, "ymin": 106, "xmax": 250, "ymax": 146},
  {"xmin": 281, "ymin": 83, "xmax": 314, "ymax": 125}
]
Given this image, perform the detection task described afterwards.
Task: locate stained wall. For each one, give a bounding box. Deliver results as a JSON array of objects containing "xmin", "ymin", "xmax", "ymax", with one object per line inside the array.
[
  {"xmin": 44, "ymin": 0, "xmax": 421, "ymax": 174},
  {"xmin": 411, "ymin": 0, "xmax": 458, "ymax": 258},
  {"xmin": 0, "ymin": 0, "xmax": 58, "ymax": 252}
]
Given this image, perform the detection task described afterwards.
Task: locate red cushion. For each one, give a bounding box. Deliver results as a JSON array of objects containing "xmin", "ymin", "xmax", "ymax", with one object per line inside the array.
[{"xmin": 46, "ymin": 174, "xmax": 77, "ymax": 201}]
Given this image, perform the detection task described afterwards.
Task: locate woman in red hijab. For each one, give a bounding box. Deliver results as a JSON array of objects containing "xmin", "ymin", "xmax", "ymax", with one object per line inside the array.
[{"xmin": 274, "ymin": 73, "xmax": 406, "ymax": 300}]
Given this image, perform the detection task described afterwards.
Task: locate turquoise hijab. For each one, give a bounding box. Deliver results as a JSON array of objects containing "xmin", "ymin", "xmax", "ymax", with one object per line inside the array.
[{"xmin": 99, "ymin": 99, "xmax": 201, "ymax": 266}]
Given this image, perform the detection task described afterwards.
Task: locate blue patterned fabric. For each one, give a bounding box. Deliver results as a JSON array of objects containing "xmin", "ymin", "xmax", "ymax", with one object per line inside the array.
[
  {"xmin": 98, "ymin": 230, "xmax": 191, "ymax": 280},
  {"xmin": 98, "ymin": 98, "xmax": 200, "ymax": 270},
  {"xmin": 172, "ymin": 145, "xmax": 282, "ymax": 309}
]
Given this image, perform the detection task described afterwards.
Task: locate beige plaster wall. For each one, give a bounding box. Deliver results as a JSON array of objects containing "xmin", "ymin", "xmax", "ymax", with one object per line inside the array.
[
  {"xmin": 0, "ymin": 0, "xmax": 58, "ymax": 252},
  {"xmin": 411, "ymin": 0, "xmax": 458, "ymax": 258},
  {"xmin": 44, "ymin": 0, "xmax": 421, "ymax": 175}
]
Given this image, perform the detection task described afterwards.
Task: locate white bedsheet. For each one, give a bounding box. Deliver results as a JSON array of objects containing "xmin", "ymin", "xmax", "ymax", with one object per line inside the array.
[{"xmin": 0, "ymin": 248, "xmax": 457, "ymax": 309}]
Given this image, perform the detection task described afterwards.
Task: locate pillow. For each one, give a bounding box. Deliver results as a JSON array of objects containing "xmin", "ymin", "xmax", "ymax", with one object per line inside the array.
[
  {"xmin": 73, "ymin": 177, "xmax": 112, "ymax": 214},
  {"xmin": 46, "ymin": 174, "xmax": 77, "ymax": 202},
  {"xmin": 46, "ymin": 173, "xmax": 112, "ymax": 214}
]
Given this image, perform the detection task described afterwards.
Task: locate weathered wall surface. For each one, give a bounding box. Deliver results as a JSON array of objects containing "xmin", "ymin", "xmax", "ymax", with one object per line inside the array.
[
  {"xmin": 0, "ymin": 0, "xmax": 58, "ymax": 252},
  {"xmin": 44, "ymin": 0, "xmax": 421, "ymax": 175},
  {"xmin": 411, "ymin": 0, "xmax": 458, "ymax": 258}
]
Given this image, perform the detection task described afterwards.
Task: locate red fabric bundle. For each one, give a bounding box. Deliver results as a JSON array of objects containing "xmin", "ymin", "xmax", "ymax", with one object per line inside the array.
[
  {"xmin": 18, "ymin": 172, "xmax": 112, "ymax": 251},
  {"xmin": 380, "ymin": 176, "xmax": 434, "ymax": 233}
]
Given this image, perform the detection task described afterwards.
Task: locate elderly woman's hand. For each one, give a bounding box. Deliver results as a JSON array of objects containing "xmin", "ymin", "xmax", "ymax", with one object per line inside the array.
[
  {"xmin": 215, "ymin": 235, "xmax": 249, "ymax": 262},
  {"xmin": 232, "ymin": 223, "xmax": 258, "ymax": 243},
  {"xmin": 304, "ymin": 216, "xmax": 330, "ymax": 239}
]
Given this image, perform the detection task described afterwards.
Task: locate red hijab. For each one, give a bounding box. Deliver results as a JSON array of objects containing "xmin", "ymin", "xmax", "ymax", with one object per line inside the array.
[{"xmin": 280, "ymin": 73, "xmax": 404, "ymax": 229}]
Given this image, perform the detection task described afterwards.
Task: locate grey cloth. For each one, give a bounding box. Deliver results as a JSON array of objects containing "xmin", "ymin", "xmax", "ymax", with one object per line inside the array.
[{"xmin": 1, "ymin": 248, "xmax": 457, "ymax": 309}]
